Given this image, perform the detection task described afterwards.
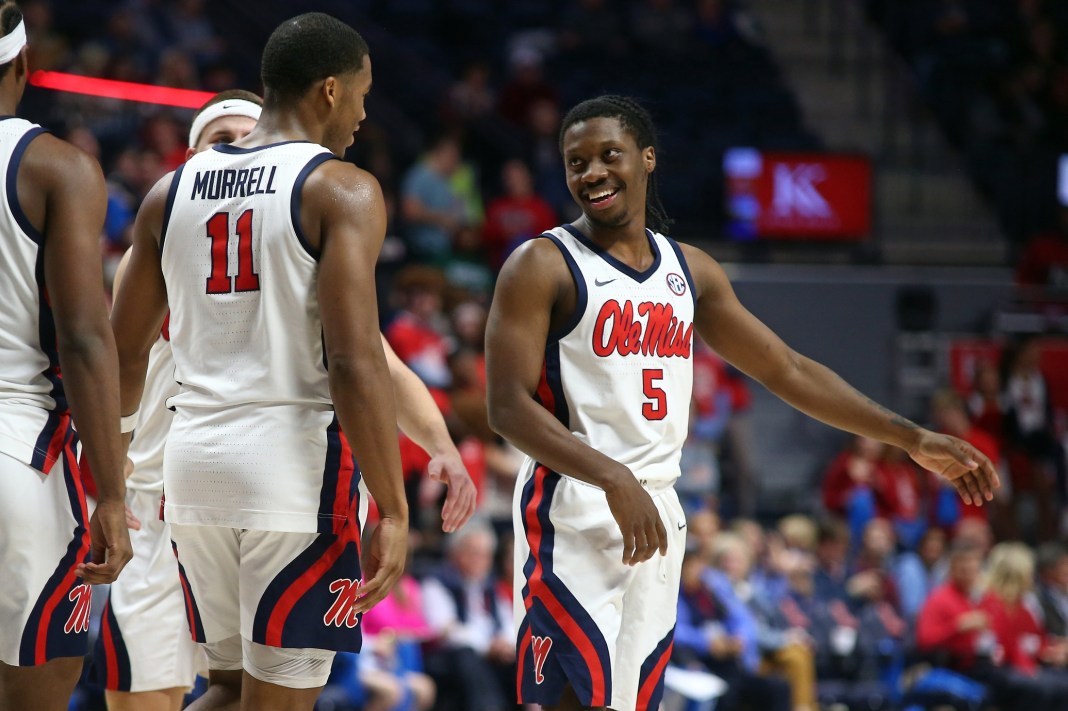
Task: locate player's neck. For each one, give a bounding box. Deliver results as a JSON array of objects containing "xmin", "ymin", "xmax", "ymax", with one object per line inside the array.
[
  {"xmin": 229, "ymin": 108, "xmax": 324, "ymax": 148},
  {"xmin": 572, "ymin": 215, "xmax": 653, "ymax": 269}
]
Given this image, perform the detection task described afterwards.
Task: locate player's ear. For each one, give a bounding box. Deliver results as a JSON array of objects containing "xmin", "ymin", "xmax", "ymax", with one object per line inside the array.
[
  {"xmin": 185, "ymin": 147, "xmax": 196, "ymax": 161},
  {"xmin": 320, "ymin": 76, "xmax": 337, "ymax": 108},
  {"xmin": 644, "ymin": 146, "xmax": 656, "ymax": 174}
]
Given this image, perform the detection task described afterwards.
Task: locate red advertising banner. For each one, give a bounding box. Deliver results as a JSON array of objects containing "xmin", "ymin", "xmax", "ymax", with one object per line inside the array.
[{"xmin": 725, "ymin": 149, "xmax": 872, "ymax": 240}]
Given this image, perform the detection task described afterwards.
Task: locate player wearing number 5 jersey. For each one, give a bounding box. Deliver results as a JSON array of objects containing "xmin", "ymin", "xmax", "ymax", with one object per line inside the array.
[
  {"xmin": 486, "ymin": 95, "xmax": 1002, "ymax": 711},
  {"xmin": 112, "ymin": 14, "xmax": 409, "ymax": 711}
]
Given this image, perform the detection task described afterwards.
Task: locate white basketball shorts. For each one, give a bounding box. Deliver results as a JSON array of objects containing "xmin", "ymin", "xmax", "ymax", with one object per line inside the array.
[
  {"xmin": 513, "ymin": 461, "xmax": 687, "ymax": 711},
  {"xmin": 0, "ymin": 438, "xmax": 92, "ymax": 667},
  {"xmin": 92, "ymin": 488, "xmax": 207, "ymax": 691}
]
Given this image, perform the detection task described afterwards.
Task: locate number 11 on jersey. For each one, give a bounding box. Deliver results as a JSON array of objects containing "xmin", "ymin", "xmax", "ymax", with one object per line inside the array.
[{"xmin": 206, "ymin": 209, "xmax": 260, "ymax": 295}]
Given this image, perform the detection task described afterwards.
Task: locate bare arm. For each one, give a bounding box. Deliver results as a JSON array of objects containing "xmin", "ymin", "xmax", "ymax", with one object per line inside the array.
[
  {"xmin": 29, "ymin": 136, "xmax": 132, "ymax": 582},
  {"xmin": 486, "ymin": 239, "xmax": 666, "ymax": 564},
  {"xmin": 111, "ymin": 176, "xmax": 170, "ymax": 430},
  {"xmin": 682, "ymin": 244, "xmax": 999, "ymax": 504},
  {"xmin": 382, "ymin": 334, "xmax": 475, "ymax": 532},
  {"xmin": 308, "ymin": 162, "xmax": 407, "ymax": 609}
]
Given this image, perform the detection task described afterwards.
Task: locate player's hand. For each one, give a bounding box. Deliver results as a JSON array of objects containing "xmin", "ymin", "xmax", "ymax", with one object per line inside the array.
[
  {"xmin": 76, "ymin": 498, "xmax": 133, "ymax": 583},
  {"xmin": 427, "ymin": 450, "xmax": 477, "ymax": 533},
  {"xmin": 356, "ymin": 515, "xmax": 408, "ymax": 614},
  {"xmin": 909, "ymin": 430, "xmax": 1000, "ymax": 506},
  {"xmin": 604, "ymin": 472, "xmax": 667, "ymax": 566}
]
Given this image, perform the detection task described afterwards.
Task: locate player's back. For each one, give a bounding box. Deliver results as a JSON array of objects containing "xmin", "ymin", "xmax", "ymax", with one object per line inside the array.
[
  {"xmin": 0, "ymin": 117, "xmax": 70, "ymax": 472},
  {"xmin": 160, "ymin": 141, "xmax": 354, "ymax": 533}
]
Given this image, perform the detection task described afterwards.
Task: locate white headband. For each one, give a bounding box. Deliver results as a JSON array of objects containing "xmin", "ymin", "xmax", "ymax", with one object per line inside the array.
[
  {"xmin": 188, "ymin": 98, "xmax": 262, "ymax": 148},
  {"xmin": 0, "ymin": 18, "xmax": 26, "ymax": 65}
]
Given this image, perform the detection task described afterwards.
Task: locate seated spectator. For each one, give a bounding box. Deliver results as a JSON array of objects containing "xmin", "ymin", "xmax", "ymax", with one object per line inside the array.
[
  {"xmin": 480, "ymin": 159, "xmax": 556, "ymax": 269},
  {"xmin": 821, "ymin": 436, "xmax": 886, "ymax": 539},
  {"xmin": 712, "ymin": 533, "xmax": 819, "ymax": 711},
  {"xmin": 421, "ymin": 523, "xmax": 514, "ymax": 711},
  {"xmin": 1003, "ymin": 338, "xmax": 1066, "ymax": 513},
  {"xmin": 385, "ymin": 266, "xmax": 454, "ymax": 394},
  {"xmin": 894, "ymin": 526, "xmax": 948, "ymax": 620},
  {"xmin": 967, "ymin": 359, "xmax": 1005, "ymax": 445},
  {"xmin": 674, "ymin": 549, "xmax": 791, "ymax": 711},
  {"xmin": 400, "ymin": 134, "xmax": 469, "ymax": 262},
  {"xmin": 978, "ymin": 542, "xmax": 1068, "ymax": 709},
  {"xmin": 916, "ymin": 539, "xmax": 994, "ymax": 671},
  {"xmin": 1036, "ymin": 541, "xmax": 1068, "ymax": 640}
]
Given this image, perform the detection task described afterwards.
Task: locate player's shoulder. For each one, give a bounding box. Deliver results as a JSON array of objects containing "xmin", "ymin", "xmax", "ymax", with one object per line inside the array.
[
  {"xmin": 503, "ymin": 229, "xmax": 571, "ymax": 274},
  {"xmin": 305, "ymin": 157, "xmax": 382, "ymax": 198},
  {"xmin": 20, "ymin": 132, "xmax": 103, "ymax": 188}
]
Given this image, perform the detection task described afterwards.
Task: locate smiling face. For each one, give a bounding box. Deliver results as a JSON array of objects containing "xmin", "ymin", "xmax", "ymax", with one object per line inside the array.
[
  {"xmin": 562, "ymin": 116, "xmax": 655, "ymax": 232},
  {"xmin": 322, "ymin": 54, "xmax": 372, "ymax": 156}
]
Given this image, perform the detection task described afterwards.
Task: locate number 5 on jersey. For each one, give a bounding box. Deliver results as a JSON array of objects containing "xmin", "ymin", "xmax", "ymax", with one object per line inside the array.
[
  {"xmin": 206, "ymin": 209, "xmax": 260, "ymax": 294},
  {"xmin": 642, "ymin": 368, "xmax": 667, "ymax": 420}
]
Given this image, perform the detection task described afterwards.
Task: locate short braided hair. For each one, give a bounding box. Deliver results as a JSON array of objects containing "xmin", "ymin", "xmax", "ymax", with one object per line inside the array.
[{"xmin": 559, "ymin": 95, "xmax": 673, "ymax": 234}]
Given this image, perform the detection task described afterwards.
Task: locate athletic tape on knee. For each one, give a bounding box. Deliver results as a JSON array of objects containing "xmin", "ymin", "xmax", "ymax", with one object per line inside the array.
[{"xmin": 242, "ymin": 639, "xmax": 334, "ymax": 689}]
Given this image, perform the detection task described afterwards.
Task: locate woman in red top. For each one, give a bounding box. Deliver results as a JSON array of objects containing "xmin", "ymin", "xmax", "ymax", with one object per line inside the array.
[{"xmin": 979, "ymin": 543, "xmax": 1068, "ymax": 706}]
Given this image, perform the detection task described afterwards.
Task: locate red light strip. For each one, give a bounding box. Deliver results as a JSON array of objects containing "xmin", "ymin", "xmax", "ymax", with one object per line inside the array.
[{"xmin": 29, "ymin": 71, "xmax": 215, "ymax": 109}]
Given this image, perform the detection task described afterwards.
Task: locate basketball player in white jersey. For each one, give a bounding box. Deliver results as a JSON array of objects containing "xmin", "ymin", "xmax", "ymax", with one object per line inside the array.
[
  {"xmin": 0, "ymin": 3, "xmax": 133, "ymax": 710},
  {"xmin": 485, "ymin": 95, "xmax": 1001, "ymax": 711},
  {"xmin": 98, "ymin": 89, "xmax": 474, "ymax": 711},
  {"xmin": 111, "ymin": 14, "xmax": 410, "ymax": 711}
]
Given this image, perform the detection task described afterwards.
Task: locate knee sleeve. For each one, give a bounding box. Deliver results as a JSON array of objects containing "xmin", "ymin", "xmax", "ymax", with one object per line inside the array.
[
  {"xmin": 242, "ymin": 638, "xmax": 334, "ymax": 689},
  {"xmin": 203, "ymin": 635, "xmax": 243, "ymax": 671}
]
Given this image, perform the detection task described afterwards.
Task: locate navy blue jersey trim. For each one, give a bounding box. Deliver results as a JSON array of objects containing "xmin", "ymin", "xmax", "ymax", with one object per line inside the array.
[
  {"xmin": 561, "ymin": 224, "xmax": 662, "ymax": 283},
  {"xmin": 6, "ymin": 126, "xmax": 48, "ymax": 245},
  {"xmin": 158, "ymin": 163, "xmax": 185, "ymax": 255},
  {"xmin": 213, "ymin": 140, "xmax": 314, "ymax": 154},
  {"xmin": 291, "ymin": 153, "xmax": 337, "ymax": 261},
  {"xmin": 541, "ymin": 232, "xmax": 587, "ymax": 343},
  {"xmin": 664, "ymin": 236, "xmax": 698, "ymax": 309}
]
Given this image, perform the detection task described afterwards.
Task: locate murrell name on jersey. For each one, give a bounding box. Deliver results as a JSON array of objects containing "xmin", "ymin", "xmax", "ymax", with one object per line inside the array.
[{"xmin": 190, "ymin": 164, "xmax": 278, "ymax": 200}]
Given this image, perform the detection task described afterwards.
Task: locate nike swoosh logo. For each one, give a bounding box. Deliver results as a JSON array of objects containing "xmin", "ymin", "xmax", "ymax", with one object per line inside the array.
[
  {"xmin": 594, "ymin": 278, "xmax": 617, "ymax": 286},
  {"xmin": 677, "ymin": 521, "xmax": 686, "ymax": 530}
]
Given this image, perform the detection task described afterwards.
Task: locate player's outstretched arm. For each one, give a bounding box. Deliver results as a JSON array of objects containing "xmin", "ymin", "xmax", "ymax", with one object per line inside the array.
[
  {"xmin": 486, "ymin": 240, "xmax": 667, "ymax": 565},
  {"xmin": 29, "ymin": 136, "xmax": 132, "ymax": 583},
  {"xmin": 308, "ymin": 162, "xmax": 407, "ymax": 610},
  {"xmin": 382, "ymin": 335, "xmax": 475, "ymax": 532},
  {"xmin": 681, "ymin": 243, "xmax": 999, "ymax": 505}
]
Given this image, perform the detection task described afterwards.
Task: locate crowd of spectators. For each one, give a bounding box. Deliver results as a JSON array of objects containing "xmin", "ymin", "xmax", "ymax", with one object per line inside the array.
[{"xmin": 25, "ymin": 0, "xmax": 1068, "ymax": 709}]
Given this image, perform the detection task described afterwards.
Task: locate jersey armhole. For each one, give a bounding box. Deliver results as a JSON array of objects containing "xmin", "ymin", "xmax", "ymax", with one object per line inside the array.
[
  {"xmin": 540, "ymin": 232, "xmax": 587, "ymax": 343},
  {"xmin": 6, "ymin": 126, "xmax": 50, "ymax": 246},
  {"xmin": 158, "ymin": 163, "xmax": 185, "ymax": 255},
  {"xmin": 290, "ymin": 152, "xmax": 338, "ymax": 261},
  {"xmin": 665, "ymin": 236, "xmax": 698, "ymax": 309}
]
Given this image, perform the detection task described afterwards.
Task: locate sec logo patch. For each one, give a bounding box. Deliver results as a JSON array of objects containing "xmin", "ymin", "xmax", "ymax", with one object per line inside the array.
[{"xmin": 666, "ymin": 272, "xmax": 687, "ymax": 296}]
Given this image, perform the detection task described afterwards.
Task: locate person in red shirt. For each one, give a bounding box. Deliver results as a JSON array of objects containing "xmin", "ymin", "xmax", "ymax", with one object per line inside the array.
[
  {"xmin": 979, "ymin": 543, "xmax": 1068, "ymax": 706},
  {"xmin": 916, "ymin": 539, "xmax": 991, "ymax": 670},
  {"xmin": 481, "ymin": 159, "xmax": 556, "ymax": 268},
  {"xmin": 1015, "ymin": 207, "xmax": 1068, "ymax": 289}
]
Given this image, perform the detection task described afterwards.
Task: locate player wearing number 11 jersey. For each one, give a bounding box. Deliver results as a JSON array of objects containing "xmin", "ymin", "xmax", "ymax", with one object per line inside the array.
[
  {"xmin": 486, "ymin": 95, "xmax": 1001, "ymax": 711},
  {"xmin": 111, "ymin": 13, "xmax": 408, "ymax": 711}
]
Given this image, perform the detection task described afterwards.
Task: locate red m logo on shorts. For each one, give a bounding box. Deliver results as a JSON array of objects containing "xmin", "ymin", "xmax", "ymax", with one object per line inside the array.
[
  {"xmin": 64, "ymin": 584, "xmax": 92, "ymax": 634},
  {"xmin": 532, "ymin": 635, "xmax": 553, "ymax": 685},
  {"xmin": 323, "ymin": 578, "xmax": 363, "ymax": 628}
]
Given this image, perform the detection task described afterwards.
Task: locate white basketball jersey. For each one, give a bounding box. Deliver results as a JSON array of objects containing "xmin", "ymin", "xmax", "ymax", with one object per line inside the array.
[
  {"xmin": 535, "ymin": 225, "xmax": 695, "ymax": 486},
  {"xmin": 160, "ymin": 141, "xmax": 356, "ymax": 533},
  {"xmin": 0, "ymin": 118, "xmax": 73, "ymax": 473},
  {"xmin": 125, "ymin": 320, "xmax": 176, "ymax": 494}
]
